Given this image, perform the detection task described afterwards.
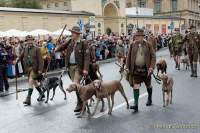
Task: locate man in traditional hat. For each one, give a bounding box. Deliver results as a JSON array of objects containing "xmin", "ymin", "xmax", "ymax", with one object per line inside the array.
[
  {"xmin": 126, "ymin": 29, "xmax": 156, "ymax": 112},
  {"xmin": 171, "ymin": 28, "xmax": 183, "ymax": 70},
  {"xmin": 17, "ymin": 35, "xmax": 44, "ymax": 106},
  {"xmin": 185, "ymin": 25, "xmax": 199, "ymax": 77},
  {"xmin": 55, "ymin": 26, "xmax": 90, "ymax": 112}
]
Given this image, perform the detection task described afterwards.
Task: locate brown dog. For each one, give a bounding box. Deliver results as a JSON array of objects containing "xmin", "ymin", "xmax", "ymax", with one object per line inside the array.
[
  {"xmin": 66, "ymin": 83, "xmax": 104, "ymax": 118},
  {"xmin": 180, "ymin": 55, "xmax": 190, "ymax": 70},
  {"xmin": 159, "ymin": 74, "xmax": 174, "ymax": 107},
  {"xmin": 156, "ymin": 59, "xmax": 167, "ymax": 76},
  {"xmin": 91, "ymin": 75, "xmax": 129, "ymax": 116}
]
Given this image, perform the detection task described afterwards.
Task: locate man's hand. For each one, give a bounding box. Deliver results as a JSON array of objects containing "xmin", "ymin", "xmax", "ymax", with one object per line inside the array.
[
  {"xmin": 148, "ymin": 68, "xmax": 153, "ymax": 76},
  {"xmin": 83, "ymin": 70, "xmax": 88, "ymax": 76},
  {"xmin": 38, "ymin": 71, "xmax": 42, "ymax": 74}
]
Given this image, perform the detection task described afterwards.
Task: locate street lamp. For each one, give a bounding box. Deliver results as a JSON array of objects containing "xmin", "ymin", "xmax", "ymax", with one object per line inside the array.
[
  {"xmin": 170, "ymin": 0, "xmax": 173, "ymax": 34},
  {"xmin": 136, "ymin": 7, "xmax": 138, "ymax": 28},
  {"xmin": 136, "ymin": 0, "xmax": 139, "ymax": 28}
]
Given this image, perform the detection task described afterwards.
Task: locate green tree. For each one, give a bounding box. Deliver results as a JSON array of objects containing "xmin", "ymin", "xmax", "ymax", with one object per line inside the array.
[
  {"xmin": 11, "ymin": 0, "xmax": 42, "ymax": 9},
  {"xmin": 0, "ymin": 0, "xmax": 10, "ymax": 7}
]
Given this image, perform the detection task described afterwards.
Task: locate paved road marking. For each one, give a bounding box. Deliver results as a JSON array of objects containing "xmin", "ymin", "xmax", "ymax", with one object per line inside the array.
[{"xmin": 93, "ymin": 93, "xmax": 148, "ymax": 118}]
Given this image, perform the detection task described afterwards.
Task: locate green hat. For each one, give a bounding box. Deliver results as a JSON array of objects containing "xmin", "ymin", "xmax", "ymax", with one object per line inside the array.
[{"xmin": 70, "ymin": 26, "xmax": 81, "ymax": 34}]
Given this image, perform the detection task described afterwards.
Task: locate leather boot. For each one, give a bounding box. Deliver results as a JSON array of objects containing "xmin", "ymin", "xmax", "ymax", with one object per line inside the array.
[
  {"xmin": 74, "ymin": 91, "xmax": 83, "ymax": 112},
  {"xmin": 190, "ymin": 63, "xmax": 194, "ymax": 77},
  {"xmin": 23, "ymin": 96, "xmax": 31, "ymax": 105},
  {"xmin": 130, "ymin": 105, "xmax": 138, "ymax": 113},
  {"xmin": 146, "ymin": 87, "xmax": 152, "ymax": 106},
  {"xmin": 130, "ymin": 89, "xmax": 139, "ymax": 113},
  {"xmin": 36, "ymin": 86, "xmax": 45, "ymax": 101},
  {"xmin": 23, "ymin": 89, "xmax": 33, "ymax": 106},
  {"xmin": 193, "ymin": 63, "xmax": 198, "ymax": 78},
  {"xmin": 177, "ymin": 63, "xmax": 180, "ymax": 70}
]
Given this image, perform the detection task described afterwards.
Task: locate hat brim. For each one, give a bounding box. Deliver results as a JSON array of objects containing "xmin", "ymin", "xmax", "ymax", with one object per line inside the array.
[
  {"xmin": 26, "ymin": 38, "xmax": 34, "ymax": 41},
  {"xmin": 70, "ymin": 29, "xmax": 81, "ymax": 34},
  {"xmin": 135, "ymin": 34, "xmax": 145, "ymax": 36}
]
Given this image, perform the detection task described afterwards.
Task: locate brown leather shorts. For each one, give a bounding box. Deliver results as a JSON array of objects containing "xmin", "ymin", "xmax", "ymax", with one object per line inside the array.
[
  {"xmin": 133, "ymin": 74, "xmax": 152, "ymax": 87},
  {"xmin": 189, "ymin": 53, "xmax": 198, "ymax": 62},
  {"xmin": 173, "ymin": 48, "xmax": 182, "ymax": 56}
]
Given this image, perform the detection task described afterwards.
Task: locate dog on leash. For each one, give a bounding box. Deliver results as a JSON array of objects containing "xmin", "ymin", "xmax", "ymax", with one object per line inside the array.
[
  {"xmin": 39, "ymin": 71, "xmax": 67, "ymax": 103},
  {"xmin": 156, "ymin": 59, "xmax": 167, "ymax": 76},
  {"xmin": 66, "ymin": 83, "xmax": 104, "ymax": 118},
  {"xmin": 180, "ymin": 55, "xmax": 190, "ymax": 70},
  {"xmin": 91, "ymin": 74, "xmax": 129, "ymax": 116},
  {"xmin": 159, "ymin": 74, "xmax": 174, "ymax": 107}
]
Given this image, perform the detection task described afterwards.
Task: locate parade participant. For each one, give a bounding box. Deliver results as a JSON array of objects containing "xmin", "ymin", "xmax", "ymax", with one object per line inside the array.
[
  {"xmin": 186, "ymin": 26, "xmax": 199, "ymax": 77},
  {"xmin": 172, "ymin": 29, "xmax": 183, "ymax": 70},
  {"xmin": 126, "ymin": 29, "xmax": 156, "ymax": 112},
  {"xmin": 0, "ymin": 42, "xmax": 9, "ymax": 93},
  {"xmin": 87, "ymin": 39, "xmax": 103, "ymax": 83},
  {"xmin": 116, "ymin": 39, "xmax": 125, "ymax": 72},
  {"xmin": 55, "ymin": 26, "xmax": 90, "ymax": 112},
  {"xmin": 147, "ymin": 33, "xmax": 157, "ymax": 52},
  {"xmin": 197, "ymin": 33, "xmax": 200, "ymax": 63},
  {"xmin": 17, "ymin": 35, "xmax": 44, "ymax": 106},
  {"xmin": 168, "ymin": 34, "xmax": 173, "ymax": 57}
]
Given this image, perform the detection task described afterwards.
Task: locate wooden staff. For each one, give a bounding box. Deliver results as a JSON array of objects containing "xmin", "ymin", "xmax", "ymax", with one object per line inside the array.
[
  {"xmin": 15, "ymin": 64, "xmax": 18, "ymax": 100},
  {"xmin": 44, "ymin": 24, "xmax": 67, "ymax": 76}
]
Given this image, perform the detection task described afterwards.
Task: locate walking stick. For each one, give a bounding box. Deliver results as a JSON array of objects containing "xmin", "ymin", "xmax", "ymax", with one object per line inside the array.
[
  {"xmin": 44, "ymin": 24, "xmax": 67, "ymax": 76},
  {"xmin": 15, "ymin": 64, "xmax": 18, "ymax": 100},
  {"xmin": 56, "ymin": 24, "xmax": 67, "ymax": 45}
]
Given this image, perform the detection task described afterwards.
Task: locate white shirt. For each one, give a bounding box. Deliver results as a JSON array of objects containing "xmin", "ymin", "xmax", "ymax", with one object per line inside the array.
[{"xmin": 69, "ymin": 49, "xmax": 76, "ymax": 64}]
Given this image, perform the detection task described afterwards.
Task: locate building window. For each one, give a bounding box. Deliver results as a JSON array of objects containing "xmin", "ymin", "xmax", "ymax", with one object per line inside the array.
[
  {"xmin": 64, "ymin": 2, "xmax": 68, "ymax": 6},
  {"xmin": 138, "ymin": 0, "xmax": 146, "ymax": 8},
  {"xmin": 47, "ymin": 3, "xmax": 50, "ymax": 8},
  {"xmin": 98, "ymin": 23, "xmax": 101, "ymax": 28},
  {"xmin": 172, "ymin": 0, "xmax": 177, "ymax": 11},
  {"xmin": 154, "ymin": 0, "xmax": 161, "ymax": 13},
  {"xmin": 55, "ymin": 2, "xmax": 58, "ymax": 7},
  {"xmin": 126, "ymin": 2, "xmax": 132, "ymax": 7}
]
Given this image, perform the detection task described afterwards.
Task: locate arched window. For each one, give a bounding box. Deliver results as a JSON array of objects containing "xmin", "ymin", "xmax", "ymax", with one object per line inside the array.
[
  {"xmin": 154, "ymin": 0, "xmax": 161, "ymax": 13},
  {"xmin": 172, "ymin": 0, "xmax": 177, "ymax": 11},
  {"xmin": 137, "ymin": 0, "xmax": 146, "ymax": 8}
]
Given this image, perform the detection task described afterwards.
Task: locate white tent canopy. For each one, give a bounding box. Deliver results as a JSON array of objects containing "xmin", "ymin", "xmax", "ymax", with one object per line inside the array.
[
  {"xmin": 29, "ymin": 29, "xmax": 52, "ymax": 36},
  {"xmin": 52, "ymin": 29, "xmax": 71, "ymax": 36},
  {"xmin": 2, "ymin": 29, "xmax": 29, "ymax": 37},
  {"xmin": 0, "ymin": 29, "xmax": 71, "ymax": 37}
]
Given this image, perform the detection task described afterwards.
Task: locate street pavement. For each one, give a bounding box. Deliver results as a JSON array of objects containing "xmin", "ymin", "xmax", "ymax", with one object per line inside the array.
[{"xmin": 0, "ymin": 49, "xmax": 200, "ymax": 133}]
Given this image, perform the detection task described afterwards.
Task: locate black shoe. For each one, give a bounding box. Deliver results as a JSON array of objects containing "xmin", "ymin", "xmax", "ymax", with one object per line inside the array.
[
  {"xmin": 0, "ymin": 91, "xmax": 4, "ymax": 96},
  {"xmin": 193, "ymin": 74, "xmax": 198, "ymax": 78},
  {"xmin": 74, "ymin": 102, "xmax": 83, "ymax": 112},
  {"xmin": 37, "ymin": 94, "xmax": 45, "ymax": 102},
  {"xmin": 130, "ymin": 105, "xmax": 138, "ymax": 112},
  {"xmin": 146, "ymin": 100, "xmax": 152, "ymax": 106},
  {"xmin": 23, "ymin": 97, "xmax": 31, "ymax": 106},
  {"xmin": 146, "ymin": 88, "xmax": 152, "ymax": 106}
]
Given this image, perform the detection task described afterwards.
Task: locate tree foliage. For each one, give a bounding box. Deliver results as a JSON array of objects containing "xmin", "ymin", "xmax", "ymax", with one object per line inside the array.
[{"xmin": 0, "ymin": 0, "xmax": 42, "ymax": 9}]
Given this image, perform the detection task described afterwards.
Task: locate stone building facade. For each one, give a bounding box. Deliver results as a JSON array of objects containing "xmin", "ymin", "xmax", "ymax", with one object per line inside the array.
[
  {"xmin": 126, "ymin": 0, "xmax": 200, "ymax": 29},
  {"xmin": 0, "ymin": 0, "xmax": 185, "ymax": 35}
]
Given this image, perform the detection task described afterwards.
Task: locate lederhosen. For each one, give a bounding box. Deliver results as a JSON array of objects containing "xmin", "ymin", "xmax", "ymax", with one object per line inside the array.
[
  {"xmin": 23, "ymin": 46, "xmax": 38, "ymax": 80},
  {"xmin": 132, "ymin": 43, "xmax": 151, "ymax": 87}
]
